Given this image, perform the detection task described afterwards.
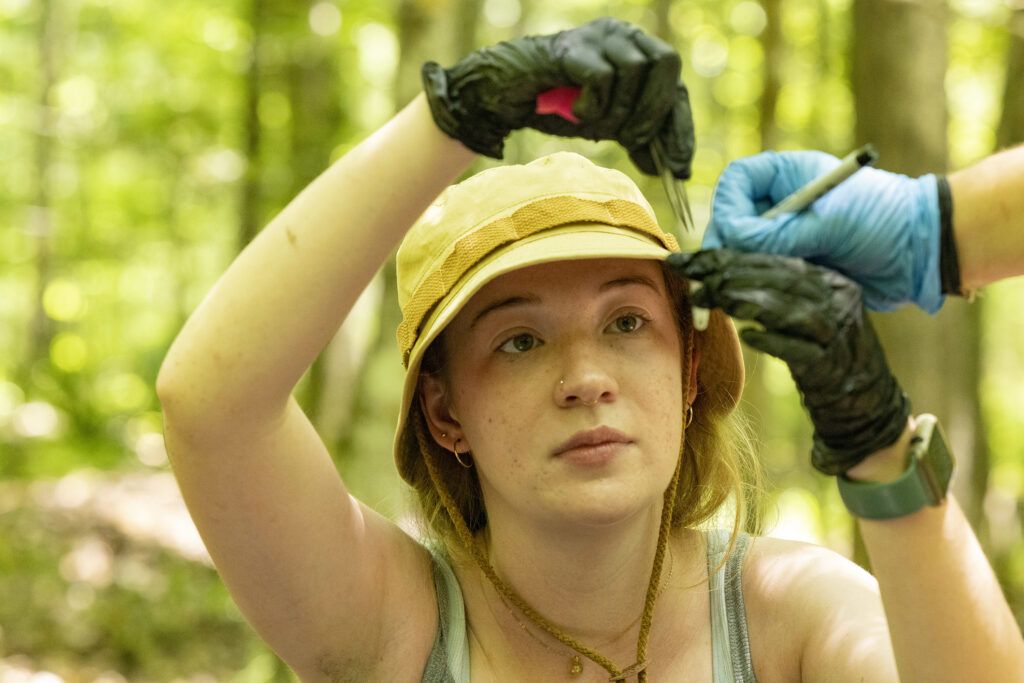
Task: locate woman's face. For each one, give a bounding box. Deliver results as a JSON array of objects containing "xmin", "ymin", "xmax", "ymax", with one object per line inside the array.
[{"xmin": 421, "ymin": 258, "xmax": 697, "ymax": 530}]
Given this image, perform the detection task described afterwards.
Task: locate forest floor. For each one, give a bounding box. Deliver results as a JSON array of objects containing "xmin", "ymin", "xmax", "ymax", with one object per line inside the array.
[{"xmin": 0, "ymin": 470, "xmax": 292, "ymax": 683}]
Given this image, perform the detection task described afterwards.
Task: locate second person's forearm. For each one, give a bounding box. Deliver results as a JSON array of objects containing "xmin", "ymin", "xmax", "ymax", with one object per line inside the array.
[
  {"xmin": 949, "ymin": 144, "xmax": 1024, "ymax": 292},
  {"xmin": 158, "ymin": 94, "xmax": 476, "ymax": 425}
]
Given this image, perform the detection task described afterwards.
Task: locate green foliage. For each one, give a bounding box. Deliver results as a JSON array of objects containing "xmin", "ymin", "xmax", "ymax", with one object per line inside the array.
[{"xmin": 2, "ymin": 0, "xmax": 1023, "ymax": 677}]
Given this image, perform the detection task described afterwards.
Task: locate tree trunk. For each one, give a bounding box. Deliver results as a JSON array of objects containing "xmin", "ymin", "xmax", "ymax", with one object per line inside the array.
[
  {"xmin": 331, "ymin": 0, "xmax": 459, "ymax": 512},
  {"xmin": 997, "ymin": 4, "xmax": 1024, "ymax": 149},
  {"xmin": 23, "ymin": 0, "xmax": 59, "ymax": 388},
  {"xmin": 852, "ymin": 0, "xmax": 986, "ymax": 551},
  {"xmin": 453, "ymin": 0, "xmax": 485, "ymax": 60},
  {"xmin": 394, "ymin": 0, "xmax": 444, "ymax": 110},
  {"xmin": 853, "ymin": 0, "xmax": 948, "ymax": 171},
  {"xmin": 760, "ymin": 0, "xmax": 783, "ymax": 150},
  {"xmin": 982, "ymin": 1, "xmax": 1024, "ymax": 579},
  {"xmin": 238, "ymin": 0, "xmax": 265, "ymax": 252},
  {"xmin": 809, "ymin": 0, "xmax": 836, "ymax": 148},
  {"xmin": 286, "ymin": 0, "xmax": 345, "ymax": 430},
  {"xmin": 651, "ymin": 0, "xmax": 671, "ymax": 41}
]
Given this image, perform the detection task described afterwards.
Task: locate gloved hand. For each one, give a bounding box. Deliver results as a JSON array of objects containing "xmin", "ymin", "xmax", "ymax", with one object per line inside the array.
[
  {"xmin": 702, "ymin": 151, "xmax": 949, "ymax": 312},
  {"xmin": 421, "ymin": 17, "xmax": 694, "ymax": 179},
  {"xmin": 667, "ymin": 248, "xmax": 910, "ymax": 475}
]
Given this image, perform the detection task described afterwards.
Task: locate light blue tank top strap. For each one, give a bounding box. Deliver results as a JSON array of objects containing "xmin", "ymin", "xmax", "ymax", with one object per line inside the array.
[
  {"xmin": 423, "ymin": 544, "xmax": 470, "ymax": 683},
  {"xmin": 421, "ymin": 530, "xmax": 756, "ymax": 682},
  {"xmin": 706, "ymin": 528, "xmax": 757, "ymax": 682}
]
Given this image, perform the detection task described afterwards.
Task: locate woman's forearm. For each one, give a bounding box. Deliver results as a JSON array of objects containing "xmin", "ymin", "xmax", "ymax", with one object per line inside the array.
[
  {"xmin": 949, "ymin": 144, "xmax": 1024, "ymax": 292},
  {"xmin": 860, "ymin": 495, "xmax": 1024, "ymax": 681},
  {"xmin": 157, "ymin": 94, "xmax": 476, "ymax": 426},
  {"xmin": 850, "ymin": 428, "xmax": 1024, "ymax": 680}
]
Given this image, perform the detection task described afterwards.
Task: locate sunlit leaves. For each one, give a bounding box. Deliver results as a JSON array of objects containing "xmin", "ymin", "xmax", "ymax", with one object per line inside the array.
[
  {"xmin": 93, "ymin": 372, "xmax": 150, "ymax": 415},
  {"xmin": 202, "ymin": 14, "xmax": 245, "ymax": 53},
  {"xmin": 50, "ymin": 333, "xmax": 88, "ymax": 373},
  {"xmin": 484, "ymin": 0, "xmax": 522, "ymax": 28},
  {"xmin": 768, "ymin": 487, "xmax": 823, "ymax": 543},
  {"xmin": 54, "ymin": 75, "xmax": 99, "ymax": 118},
  {"xmin": 690, "ymin": 27, "xmax": 730, "ymax": 77},
  {"xmin": 0, "ymin": 0, "xmax": 1017, "ymax": 487},
  {"xmin": 42, "ymin": 280, "xmax": 85, "ymax": 322},
  {"xmin": 356, "ymin": 22, "xmax": 398, "ymax": 83},
  {"xmin": 309, "ymin": 1, "xmax": 343, "ymax": 36},
  {"xmin": 982, "ymin": 279, "xmax": 1024, "ymax": 501},
  {"xmin": 948, "ymin": 11, "xmax": 1007, "ymax": 166},
  {"xmin": 11, "ymin": 400, "xmax": 64, "ymax": 439},
  {"xmin": 257, "ymin": 89, "xmax": 291, "ymax": 128}
]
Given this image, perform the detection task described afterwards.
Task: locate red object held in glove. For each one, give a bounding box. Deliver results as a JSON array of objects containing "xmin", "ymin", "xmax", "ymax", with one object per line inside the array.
[{"xmin": 535, "ymin": 87, "xmax": 582, "ymax": 123}]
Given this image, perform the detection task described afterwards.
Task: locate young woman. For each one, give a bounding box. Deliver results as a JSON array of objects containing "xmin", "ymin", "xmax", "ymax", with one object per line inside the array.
[{"xmin": 157, "ymin": 18, "xmax": 1023, "ymax": 682}]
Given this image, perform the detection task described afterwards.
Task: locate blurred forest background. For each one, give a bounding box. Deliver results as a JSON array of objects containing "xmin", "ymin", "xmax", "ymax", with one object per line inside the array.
[{"xmin": 2, "ymin": 0, "xmax": 1023, "ymax": 679}]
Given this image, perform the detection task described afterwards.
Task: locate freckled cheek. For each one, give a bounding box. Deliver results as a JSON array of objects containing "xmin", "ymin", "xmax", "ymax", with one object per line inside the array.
[
  {"xmin": 625, "ymin": 349, "xmax": 684, "ymax": 436},
  {"xmin": 457, "ymin": 384, "xmax": 542, "ymax": 464}
]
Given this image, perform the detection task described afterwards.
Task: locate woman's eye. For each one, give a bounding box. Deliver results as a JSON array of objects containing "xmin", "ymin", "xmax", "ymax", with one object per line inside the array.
[
  {"xmin": 498, "ymin": 332, "xmax": 538, "ymax": 354},
  {"xmin": 609, "ymin": 314, "xmax": 646, "ymax": 334}
]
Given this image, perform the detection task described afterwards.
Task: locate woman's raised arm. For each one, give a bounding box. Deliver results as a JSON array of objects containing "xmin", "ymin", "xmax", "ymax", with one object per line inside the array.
[
  {"xmin": 156, "ymin": 95, "xmax": 476, "ymax": 680},
  {"xmin": 158, "ymin": 96, "xmax": 474, "ymax": 427}
]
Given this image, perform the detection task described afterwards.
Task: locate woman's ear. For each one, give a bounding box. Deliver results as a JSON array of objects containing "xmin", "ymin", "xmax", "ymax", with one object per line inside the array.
[{"xmin": 418, "ymin": 373, "xmax": 462, "ymax": 448}]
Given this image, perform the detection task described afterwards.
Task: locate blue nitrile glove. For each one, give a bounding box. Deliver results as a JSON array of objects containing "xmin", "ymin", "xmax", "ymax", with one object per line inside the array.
[{"xmin": 702, "ymin": 151, "xmax": 946, "ymax": 313}]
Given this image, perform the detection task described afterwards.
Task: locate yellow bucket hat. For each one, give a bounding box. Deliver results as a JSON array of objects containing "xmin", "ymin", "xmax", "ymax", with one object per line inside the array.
[{"xmin": 393, "ymin": 151, "xmax": 744, "ymax": 484}]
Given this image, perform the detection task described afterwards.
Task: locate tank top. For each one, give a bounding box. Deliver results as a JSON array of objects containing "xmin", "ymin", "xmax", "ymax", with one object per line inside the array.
[{"xmin": 420, "ymin": 529, "xmax": 757, "ymax": 682}]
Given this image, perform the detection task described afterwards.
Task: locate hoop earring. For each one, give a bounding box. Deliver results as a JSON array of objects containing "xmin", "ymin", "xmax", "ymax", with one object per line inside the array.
[
  {"xmin": 453, "ymin": 438, "xmax": 473, "ymax": 469},
  {"xmin": 684, "ymin": 405, "xmax": 694, "ymax": 428}
]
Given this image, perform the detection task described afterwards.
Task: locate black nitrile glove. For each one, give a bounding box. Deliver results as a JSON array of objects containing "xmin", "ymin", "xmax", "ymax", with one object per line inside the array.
[
  {"xmin": 667, "ymin": 249, "xmax": 910, "ymax": 475},
  {"xmin": 422, "ymin": 17, "xmax": 694, "ymax": 179}
]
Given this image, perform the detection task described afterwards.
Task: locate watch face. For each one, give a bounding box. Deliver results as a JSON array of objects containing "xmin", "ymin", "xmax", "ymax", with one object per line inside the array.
[{"xmin": 917, "ymin": 416, "xmax": 955, "ymax": 503}]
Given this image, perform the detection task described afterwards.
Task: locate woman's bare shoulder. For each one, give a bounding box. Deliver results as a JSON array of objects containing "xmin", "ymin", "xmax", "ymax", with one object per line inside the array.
[
  {"xmin": 743, "ymin": 534, "xmax": 876, "ymax": 590},
  {"xmin": 740, "ymin": 535, "xmax": 895, "ymax": 683}
]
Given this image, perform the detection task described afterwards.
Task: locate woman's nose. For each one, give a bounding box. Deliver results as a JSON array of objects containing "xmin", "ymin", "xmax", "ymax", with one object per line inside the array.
[{"xmin": 555, "ymin": 365, "xmax": 619, "ymax": 408}]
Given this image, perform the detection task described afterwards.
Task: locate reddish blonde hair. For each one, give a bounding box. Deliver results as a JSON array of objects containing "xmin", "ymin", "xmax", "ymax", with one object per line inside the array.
[{"xmin": 405, "ymin": 265, "xmax": 764, "ymax": 558}]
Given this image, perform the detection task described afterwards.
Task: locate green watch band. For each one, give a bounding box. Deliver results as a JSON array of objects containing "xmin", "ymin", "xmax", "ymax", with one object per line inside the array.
[{"xmin": 838, "ymin": 414, "xmax": 956, "ymax": 520}]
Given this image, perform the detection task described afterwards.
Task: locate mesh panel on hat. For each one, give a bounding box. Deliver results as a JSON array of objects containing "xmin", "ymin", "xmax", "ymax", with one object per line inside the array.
[{"xmin": 396, "ymin": 195, "xmax": 678, "ymax": 366}]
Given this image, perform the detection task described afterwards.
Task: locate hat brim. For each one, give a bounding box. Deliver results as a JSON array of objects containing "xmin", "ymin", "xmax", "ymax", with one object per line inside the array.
[{"xmin": 393, "ymin": 224, "xmax": 743, "ymax": 482}]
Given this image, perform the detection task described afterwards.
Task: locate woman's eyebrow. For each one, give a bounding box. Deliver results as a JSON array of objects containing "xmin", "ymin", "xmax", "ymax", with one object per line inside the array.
[
  {"xmin": 599, "ymin": 274, "xmax": 662, "ymax": 294},
  {"xmin": 469, "ymin": 294, "xmax": 541, "ymax": 330},
  {"xmin": 469, "ymin": 276, "xmax": 660, "ymax": 329}
]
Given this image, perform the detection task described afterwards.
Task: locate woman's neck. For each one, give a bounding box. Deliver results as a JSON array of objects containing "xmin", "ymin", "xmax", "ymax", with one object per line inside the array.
[
  {"xmin": 488, "ymin": 510, "xmax": 662, "ymax": 635},
  {"xmin": 452, "ymin": 518, "xmax": 708, "ymax": 681},
  {"xmin": 461, "ymin": 506, "xmax": 705, "ymax": 644}
]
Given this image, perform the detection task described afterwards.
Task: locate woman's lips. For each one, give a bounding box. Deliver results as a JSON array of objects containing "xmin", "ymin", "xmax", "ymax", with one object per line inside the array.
[{"xmin": 553, "ymin": 426, "xmax": 633, "ymax": 465}]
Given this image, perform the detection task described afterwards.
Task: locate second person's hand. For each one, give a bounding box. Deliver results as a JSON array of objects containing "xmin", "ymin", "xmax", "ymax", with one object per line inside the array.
[
  {"xmin": 421, "ymin": 17, "xmax": 695, "ymax": 179},
  {"xmin": 702, "ymin": 151, "xmax": 953, "ymax": 313}
]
